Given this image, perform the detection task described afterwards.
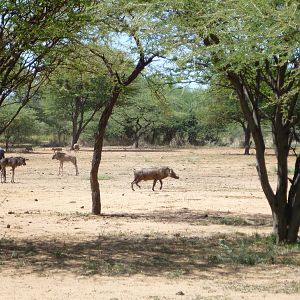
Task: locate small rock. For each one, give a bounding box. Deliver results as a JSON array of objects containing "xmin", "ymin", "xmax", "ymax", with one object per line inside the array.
[
  {"xmin": 122, "ymin": 193, "xmax": 125, "ymax": 196},
  {"xmin": 80, "ymin": 206, "xmax": 84, "ymax": 209},
  {"xmin": 7, "ymin": 224, "xmax": 10, "ymax": 228},
  {"xmin": 34, "ymin": 199, "xmax": 38, "ymax": 201},
  {"xmin": 176, "ymin": 291, "xmax": 185, "ymax": 296},
  {"xmin": 8, "ymin": 211, "xmax": 14, "ymax": 214}
]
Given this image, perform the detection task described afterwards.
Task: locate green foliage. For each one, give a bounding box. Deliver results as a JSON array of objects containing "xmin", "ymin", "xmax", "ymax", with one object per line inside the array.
[
  {"xmin": 0, "ymin": 0, "xmax": 94, "ymax": 134},
  {"xmin": 0, "ymin": 105, "xmax": 41, "ymax": 149}
]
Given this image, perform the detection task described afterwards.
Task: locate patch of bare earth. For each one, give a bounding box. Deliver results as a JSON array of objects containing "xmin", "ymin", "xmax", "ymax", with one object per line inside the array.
[{"xmin": 1, "ymin": 147, "xmax": 300, "ymax": 299}]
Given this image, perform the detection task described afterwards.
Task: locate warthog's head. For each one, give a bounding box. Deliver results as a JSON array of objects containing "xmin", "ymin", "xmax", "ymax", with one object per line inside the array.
[
  {"xmin": 52, "ymin": 153, "xmax": 57, "ymax": 160},
  {"xmin": 168, "ymin": 168, "xmax": 179, "ymax": 179}
]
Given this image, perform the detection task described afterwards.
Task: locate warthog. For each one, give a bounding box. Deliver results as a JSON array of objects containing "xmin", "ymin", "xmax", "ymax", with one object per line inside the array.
[
  {"xmin": 131, "ymin": 166, "xmax": 179, "ymax": 191},
  {"xmin": 0, "ymin": 157, "xmax": 26, "ymax": 183},
  {"xmin": 52, "ymin": 152, "xmax": 79, "ymax": 176}
]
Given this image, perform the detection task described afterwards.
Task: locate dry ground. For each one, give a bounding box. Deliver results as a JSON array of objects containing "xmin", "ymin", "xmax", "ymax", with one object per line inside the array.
[{"xmin": 1, "ymin": 147, "xmax": 300, "ymax": 299}]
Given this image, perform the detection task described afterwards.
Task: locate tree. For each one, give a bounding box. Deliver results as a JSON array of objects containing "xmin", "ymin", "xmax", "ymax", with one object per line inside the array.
[
  {"xmin": 87, "ymin": 0, "xmax": 173, "ymax": 214},
  {"xmin": 0, "ymin": 105, "xmax": 39, "ymax": 151},
  {"xmin": 39, "ymin": 52, "xmax": 110, "ymax": 148},
  {"xmin": 111, "ymin": 80, "xmax": 165, "ymax": 148},
  {"xmin": 170, "ymin": 0, "xmax": 300, "ymax": 242},
  {"xmin": 0, "ymin": 0, "xmax": 92, "ymax": 134},
  {"xmin": 204, "ymin": 85, "xmax": 252, "ymax": 154}
]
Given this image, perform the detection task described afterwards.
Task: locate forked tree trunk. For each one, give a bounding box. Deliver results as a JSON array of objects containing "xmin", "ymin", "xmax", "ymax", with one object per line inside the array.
[
  {"xmin": 227, "ymin": 71, "xmax": 299, "ymax": 243},
  {"xmin": 89, "ymin": 49, "xmax": 156, "ymax": 215},
  {"xmin": 90, "ymin": 87, "xmax": 121, "ymax": 215}
]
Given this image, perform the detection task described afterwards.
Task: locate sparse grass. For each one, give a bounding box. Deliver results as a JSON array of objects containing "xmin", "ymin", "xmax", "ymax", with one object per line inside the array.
[
  {"xmin": 272, "ymin": 166, "xmax": 295, "ymax": 175},
  {"xmin": 98, "ymin": 174, "xmax": 113, "ymax": 180},
  {"xmin": 207, "ymin": 234, "xmax": 300, "ymax": 266},
  {"xmin": 1, "ymin": 233, "xmax": 300, "ymax": 277},
  {"xmin": 84, "ymin": 258, "xmax": 131, "ymax": 275},
  {"xmin": 214, "ymin": 216, "xmax": 254, "ymax": 226},
  {"xmin": 226, "ymin": 280, "xmax": 300, "ymax": 294}
]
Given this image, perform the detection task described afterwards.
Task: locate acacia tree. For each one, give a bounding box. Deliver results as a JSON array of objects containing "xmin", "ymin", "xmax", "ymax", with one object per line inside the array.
[
  {"xmin": 87, "ymin": 0, "xmax": 172, "ymax": 214},
  {"xmin": 0, "ymin": 0, "xmax": 92, "ymax": 134},
  {"xmin": 170, "ymin": 0, "xmax": 300, "ymax": 242},
  {"xmin": 40, "ymin": 53, "xmax": 110, "ymax": 148},
  {"xmin": 204, "ymin": 86, "xmax": 252, "ymax": 154},
  {"xmin": 0, "ymin": 105, "xmax": 39, "ymax": 151},
  {"xmin": 111, "ymin": 80, "xmax": 164, "ymax": 148}
]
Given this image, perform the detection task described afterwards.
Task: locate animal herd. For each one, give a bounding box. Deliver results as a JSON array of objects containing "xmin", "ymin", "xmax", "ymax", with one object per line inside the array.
[{"xmin": 0, "ymin": 146, "xmax": 179, "ymax": 190}]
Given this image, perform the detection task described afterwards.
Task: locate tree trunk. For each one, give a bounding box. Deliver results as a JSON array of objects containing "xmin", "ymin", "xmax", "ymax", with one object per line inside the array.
[
  {"xmin": 286, "ymin": 156, "xmax": 300, "ymax": 242},
  {"xmin": 90, "ymin": 87, "xmax": 121, "ymax": 215},
  {"xmin": 133, "ymin": 136, "xmax": 139, "ymax": 148},
  {"xmin": 5, "ymin": 137, "xmax": 9, "ymax": 152},
  {"xmin": 243, "ymin": 123, "xmax": 251, "ymax": 155}
]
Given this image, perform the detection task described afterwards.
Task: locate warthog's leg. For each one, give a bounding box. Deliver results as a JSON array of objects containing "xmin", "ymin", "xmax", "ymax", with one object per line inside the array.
[
  {"xmin": 131, "ymin": 179, "xmax": 141, "ymax": 191},
  {"xmin": 159, "ymin": 179, "xmax": 163, "ymax": 190},
  {"xmin": 152, "ymin": 179, "xmax": 157, "ymax": 191}
]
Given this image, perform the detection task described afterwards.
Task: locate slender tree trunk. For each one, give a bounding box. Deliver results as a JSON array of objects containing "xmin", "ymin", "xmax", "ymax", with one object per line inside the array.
[
  {"xmin": 71, "ymin": 131, "xmax": 81, "ymax": 149},
  {"xmin": 58, "ymin": 132, "xmax": 62, "ymax": 146},
  {"xmin": 243, "ymin": 123, "xmax": 251, "ymax": 155},
  {"xmin": 133, "ymin": 135, "xmax": 139, "ymax": 148},
  {"xmin": 5, "ymin": 137, "xmax": 9, "ymax": 152},
  {"xmin": 90, "ymin": 87, "xmax": 121, "ymax": 215},
  {"xmin": 286, "ymin": 156, "xmax": 300, "ymax": 242}
]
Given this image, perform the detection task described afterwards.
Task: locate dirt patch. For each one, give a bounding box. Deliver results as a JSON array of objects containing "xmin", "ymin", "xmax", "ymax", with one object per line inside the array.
[{"xmin": 0, "ymin": 147, "xmax": 299, "ymax": 299}]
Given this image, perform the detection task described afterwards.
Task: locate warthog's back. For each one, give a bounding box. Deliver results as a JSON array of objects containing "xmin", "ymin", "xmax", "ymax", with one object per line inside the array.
[{"xmin": 134, "ymin": 167, "xmax": 169, "ymax": 180}]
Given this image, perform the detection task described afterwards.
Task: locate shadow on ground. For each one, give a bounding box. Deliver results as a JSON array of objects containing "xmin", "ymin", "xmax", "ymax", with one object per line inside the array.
[
  {"xmin": 0, "ymin": 233, "xmax": 245, "ymax": 277},
  {"xmin": 100, "ymin": 209, "xmax": 273, "ymax": 227},
  {"xmin": 1, "ymin": 228, "xmax": 296, "ymax": 278}
]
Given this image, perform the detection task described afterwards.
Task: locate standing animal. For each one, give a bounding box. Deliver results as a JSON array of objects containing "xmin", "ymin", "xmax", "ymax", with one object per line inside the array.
[
  {"xmin": 52, "ymin": 152, "xmax": 79, "ymax": 176},
  {"xmin": 131, "ymin": 166, "xmax": 179, "ymax": 191},
  {"xmin": 0, "ymin": 157, "xmax": 26, "ymax": 183}
]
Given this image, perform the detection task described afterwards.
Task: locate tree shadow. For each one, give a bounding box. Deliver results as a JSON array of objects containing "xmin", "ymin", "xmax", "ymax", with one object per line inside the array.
[
  {"xmin": 0, "ymin": 210, "xmax": 277, "ymax": 277},
  {"xmin": 100, "ymin": 209, "xmax": 273, "ymax": 227},
  {"xmin": 0, "ymin": 233, "xmax": 249, "ymax": 278}
]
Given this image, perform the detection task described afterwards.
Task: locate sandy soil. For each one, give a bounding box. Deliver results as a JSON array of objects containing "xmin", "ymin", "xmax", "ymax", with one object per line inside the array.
[{"xmin": 0, "ymin": 147, "xmax": 300, "ymax": 299}]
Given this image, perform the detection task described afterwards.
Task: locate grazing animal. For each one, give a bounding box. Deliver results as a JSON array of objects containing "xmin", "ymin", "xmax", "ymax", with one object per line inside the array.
[
  {"xmin": 131, "ymin": 166, "xmax": 179, "ymax": 191},
  {"xmin": 0, "ymin": 156, "xmax": 26, "ymax": 183},
  {"xmin": 52, "ymin": 152, "xmax": 79, "ymax": 176}
]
